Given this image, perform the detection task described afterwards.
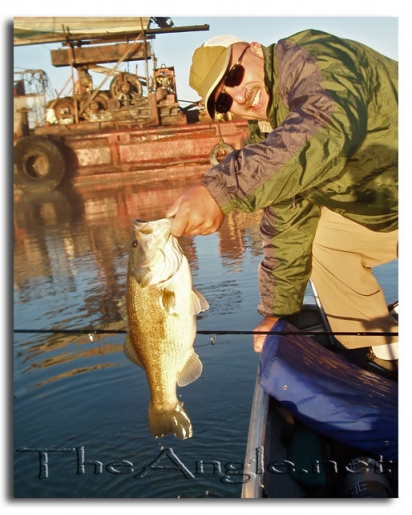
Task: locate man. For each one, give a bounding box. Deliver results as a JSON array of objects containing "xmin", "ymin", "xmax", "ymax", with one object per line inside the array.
[{"xmin": 166, "ymin": 31, "xmax": 398, "ymax": 366}]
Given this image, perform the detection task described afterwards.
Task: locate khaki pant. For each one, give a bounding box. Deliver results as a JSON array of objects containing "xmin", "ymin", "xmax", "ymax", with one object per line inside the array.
[{"xmin": 311, "ymin": 208, "xmax": 398, "ymax": 350}]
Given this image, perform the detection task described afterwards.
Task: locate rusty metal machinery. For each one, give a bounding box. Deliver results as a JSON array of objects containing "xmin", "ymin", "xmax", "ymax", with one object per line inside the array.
[
  {"xmin": 48, "ymin": 65, "xmax": 179, "ymax": 125},
  {"xmin": 110, "ymin": 72, "xmax": 143, "ymax": 98},
  {"xmin": 51, "ymin": 97, "xmax": 76, "ymax": 124},
  {"xmin": 154, "ymin": 65, "xmax": 176, "ymax": 95}
]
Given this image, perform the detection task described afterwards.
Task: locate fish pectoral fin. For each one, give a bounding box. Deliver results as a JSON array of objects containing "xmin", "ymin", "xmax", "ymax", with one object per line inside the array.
[
  {"xmin": 123, "ymin": 335, "xmax": 144, "ymax": 368},
  {"xmin": 177, "ymin": 351, "xmax": 203, "ymax": 387},
  {"xmin": 189, "ymin": 289, "xmax": 209, "ymax": 315},
  {"xmin": 160, "ymin": 288, "xmax": 177, "ymax": 313},
  {"xmin": 161, "ymin": 288, "xmax": 208, "ymax": 316}
]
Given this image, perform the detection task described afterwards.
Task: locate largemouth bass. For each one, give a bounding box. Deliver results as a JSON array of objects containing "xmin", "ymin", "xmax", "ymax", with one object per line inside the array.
[{"xmin": 124, "ymin": 218, "xmax": 208, "ymax": 439}]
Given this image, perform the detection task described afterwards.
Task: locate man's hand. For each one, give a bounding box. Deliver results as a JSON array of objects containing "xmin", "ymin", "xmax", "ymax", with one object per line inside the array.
[
  {"xmin": 253, "ymin": 316, "xmax": 279, "ymax": 352},
  {"xmin": 166, "ymin": 185, "xmax": 225, "ymax": 237}
]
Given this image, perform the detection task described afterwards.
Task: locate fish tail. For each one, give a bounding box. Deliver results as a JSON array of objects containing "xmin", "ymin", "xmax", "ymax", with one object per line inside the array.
[{"xmin": 148, "ymin": 401, "xmax": 193, "ymax": 440}]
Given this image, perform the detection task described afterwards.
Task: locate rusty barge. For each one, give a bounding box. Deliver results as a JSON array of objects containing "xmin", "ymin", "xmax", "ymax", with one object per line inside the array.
[{"xmin": 13, "ymin": 17, "xmax": 249, "ymax": 194}]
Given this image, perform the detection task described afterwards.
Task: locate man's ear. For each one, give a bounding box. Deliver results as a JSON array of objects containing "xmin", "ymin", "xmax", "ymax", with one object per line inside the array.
[{"xmin": 250, "ymin": 42, "xmax": 264, "ymax": 58}]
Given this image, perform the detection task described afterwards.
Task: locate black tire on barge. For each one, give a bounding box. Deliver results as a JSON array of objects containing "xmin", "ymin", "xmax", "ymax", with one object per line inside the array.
[{"xmin": 14, "ymin": 136, "xmax": 66, "ymax": 193}]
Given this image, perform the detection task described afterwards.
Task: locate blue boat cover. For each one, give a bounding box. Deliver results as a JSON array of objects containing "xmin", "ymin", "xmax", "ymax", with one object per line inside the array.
[{"xmin": 259, "ymin": 319, "xmax": 398, "ymax": 463}]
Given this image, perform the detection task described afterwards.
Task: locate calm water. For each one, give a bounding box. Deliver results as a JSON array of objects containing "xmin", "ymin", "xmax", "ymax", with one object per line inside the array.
[{"xmin": 13, "ymin": 179, "xmax": 398, "ymax": 499}]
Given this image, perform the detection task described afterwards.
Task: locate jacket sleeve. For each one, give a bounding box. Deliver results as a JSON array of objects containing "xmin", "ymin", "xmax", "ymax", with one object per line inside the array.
[
  {"xmin": 202, "ymin": 41, "xmax": 369, "ymax": 214},
  {"xmin": 258, "ymin": 198, "xmax": 320, "ymax": 317}
]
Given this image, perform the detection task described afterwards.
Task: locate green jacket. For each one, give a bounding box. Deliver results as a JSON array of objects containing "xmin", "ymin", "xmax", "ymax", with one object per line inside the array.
[{"xmin": 202, "ymin": 29, "xmax": 398, "ymax": 317}]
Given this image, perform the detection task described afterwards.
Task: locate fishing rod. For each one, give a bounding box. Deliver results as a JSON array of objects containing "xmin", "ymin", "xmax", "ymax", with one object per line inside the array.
[{"xmin": 14, "ymin": 328, "xmax": 398, "ymax": 337}]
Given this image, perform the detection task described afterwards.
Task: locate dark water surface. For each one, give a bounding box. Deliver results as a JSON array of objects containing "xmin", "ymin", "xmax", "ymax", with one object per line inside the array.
[{"xmin": 13, "ymin": 179, "xmax": 398, "ymax": 499}]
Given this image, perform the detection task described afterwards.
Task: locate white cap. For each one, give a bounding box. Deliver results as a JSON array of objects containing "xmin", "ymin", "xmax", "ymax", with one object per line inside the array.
[{"xmin": 203, "ymin": 34, "xmax": 246, "ymax": 48}]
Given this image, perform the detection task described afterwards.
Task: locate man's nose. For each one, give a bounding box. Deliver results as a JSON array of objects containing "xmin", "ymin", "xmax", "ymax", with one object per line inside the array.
[{"xmin": 226, "ymin": 85, "xmax": 246, "ymax": 106}]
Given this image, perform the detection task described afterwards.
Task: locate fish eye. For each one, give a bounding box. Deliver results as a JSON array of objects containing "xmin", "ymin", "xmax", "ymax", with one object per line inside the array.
[{"xmin": 132, "ymin": 240, "xmax": 138, "ymax": 248}]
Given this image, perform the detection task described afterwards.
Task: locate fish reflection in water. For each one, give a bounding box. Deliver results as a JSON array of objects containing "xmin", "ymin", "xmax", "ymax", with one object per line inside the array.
[{"xmin": 124, "ymin": 218, "xmax": 209, "ymax": 440}]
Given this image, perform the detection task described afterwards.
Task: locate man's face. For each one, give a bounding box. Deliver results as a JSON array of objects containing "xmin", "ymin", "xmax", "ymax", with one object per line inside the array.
[{"xmin": 213, "ymin": 43, "xmax": 269, "ymax": 121}]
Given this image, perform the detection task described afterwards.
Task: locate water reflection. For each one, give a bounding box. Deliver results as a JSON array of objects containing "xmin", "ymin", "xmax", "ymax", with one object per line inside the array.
[
  {"xmin": 13, "ymin": 179, "xmax": 398, "ymax": 499},
  {"xmin": 14, "ymin": 179, "xmax": 267, "ymax": 498},
  {"xmin": 14, "ymin": 180, "xmax": 263, "ymax": 388},
  {"xmin": 218, "ymin": 210, "xmax": 263, "ymax": 268}
]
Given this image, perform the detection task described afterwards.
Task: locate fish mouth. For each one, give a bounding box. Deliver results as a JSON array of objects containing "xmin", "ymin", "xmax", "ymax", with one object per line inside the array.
[
  {"xmin": 131, "ymin": 218, "xmax": 178, "ymax": 275},
  {"xmin": 133, "ymin": 217, "xmax": 174, "ymax": 225},
  {"xmin": 132, "ymin": 218, "xmax": 173, "ymax": 245}
]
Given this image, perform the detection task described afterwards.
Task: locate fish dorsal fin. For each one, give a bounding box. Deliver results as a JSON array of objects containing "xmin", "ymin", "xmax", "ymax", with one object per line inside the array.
[
  {"xmin": 124, "ymin": 335, "xmax": 144, "ymax": 368},
  {"xmin": 190, "ymin": 289, "xmax": 209, "ymax": 315},
  {"xmin": 177, "ymin": 351, "xmax": 203, "ymax": 387}
]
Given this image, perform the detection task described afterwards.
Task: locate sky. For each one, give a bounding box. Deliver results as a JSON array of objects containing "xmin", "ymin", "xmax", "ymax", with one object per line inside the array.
[{"xmin": 13, "ymin": 16, "xmax": 399, "ymax": 106}]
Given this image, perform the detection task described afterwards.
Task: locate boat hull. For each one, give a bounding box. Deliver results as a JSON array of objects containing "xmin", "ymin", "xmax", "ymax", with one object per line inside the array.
[
  {"xmin": 241, "ymin": 304, "xmax": 398, "ymax": 499},
  {"xmin": 14, "ymin": 120, "xmax": 249, "ymax": 193}
]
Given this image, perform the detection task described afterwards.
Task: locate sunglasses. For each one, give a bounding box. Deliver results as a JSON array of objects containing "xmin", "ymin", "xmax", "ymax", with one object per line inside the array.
[{"xmin": 215, "ymin": 45, "xmax": 250, "ymax": 114}]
